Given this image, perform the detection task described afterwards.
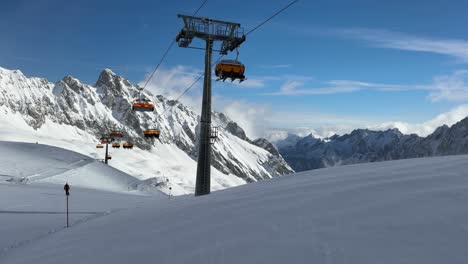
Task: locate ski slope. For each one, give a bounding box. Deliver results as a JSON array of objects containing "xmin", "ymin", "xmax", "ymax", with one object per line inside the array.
[
  {"xmin": 0, "ymin": 141, "xmax": 157, "ymax": 194},
  {"xmin": 0, "ymin": 112, "xmax": 245, "ymax": 195},
  {"xmin": 0, "ymin": 141, "xmax": 164, "ymax": 256},
  {"xmin": 3, "ymin": 155, "xmax": 468, "ymax": 263},
  {"xmin": 0, "ymin": 183, "xmax": 157, "ymax": 255}
]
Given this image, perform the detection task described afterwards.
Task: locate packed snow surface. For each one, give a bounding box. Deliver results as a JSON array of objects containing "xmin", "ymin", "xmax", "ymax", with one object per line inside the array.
[
  {"xmin": 3, "ymin": 154, "xmax": 468, "ymax": 263},
  {"xmin": 0, "ymin": 141, "xmax": 157, "ymax": 194}
]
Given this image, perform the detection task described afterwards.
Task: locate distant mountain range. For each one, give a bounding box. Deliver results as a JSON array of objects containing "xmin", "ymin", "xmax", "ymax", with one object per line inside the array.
[{"xmin": 276, "ymin": 118, "xmax": 468, "ymax": 172}]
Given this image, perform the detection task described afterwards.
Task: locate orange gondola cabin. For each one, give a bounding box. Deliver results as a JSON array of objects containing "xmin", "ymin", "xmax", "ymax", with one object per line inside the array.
[
  {"xmin": 100, "ymin": 138, "xmax": 111, "ymax": 144},
  {"xmin": 132, "ymin": 98, "xmax": 155, "ymax": 112},
  {"xmin": 144, "ymin": 129, "xmax": 160, "ymax": 138},
  {"xmin": 215, "ymin": 60, "xmax": 246, "ymax": 82},
  {"xmin": 123, "ymin": 142, "xmax": 134, "ymax": 149},
  {"xmin": 112, "ymin": 143, "xmax": 120, "ymax": 148},
  {"xmin": 96, "ymin": 144, "xmax": 104, "ymax": 149},
  {"xmin": 110, "ymin": 131, "xmax": 124, "ymax": 138}
]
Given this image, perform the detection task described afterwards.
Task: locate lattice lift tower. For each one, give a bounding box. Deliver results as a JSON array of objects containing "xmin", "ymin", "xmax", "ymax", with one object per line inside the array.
[{"xmin": 176, "ymin": 14, "xmax": 246, "ymax": 196}]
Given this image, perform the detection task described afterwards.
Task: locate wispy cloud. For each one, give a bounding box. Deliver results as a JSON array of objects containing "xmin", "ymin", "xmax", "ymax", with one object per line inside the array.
[
  {"xmin": 140, "ymin": 65, "xmax": 203, "ymax": 111},
  {"xmin": 263, "ymin": 80, "xmax": 361, "ymax": 95},
  {"xmin": 327, "ymin": 80, "xmax": 431, "ymax": 92},
  {"xmin": 370, "ymin": 104, "xmax": 468, "ymax": 136},
  {"xmin": 429, "ymin": 70, "xmax": 468, "ymax": 101},
  {"xmin": 217, "ymin": 99, "xmax": 271, "ymax": 139},
  {"xmin": 266, "ymin": 104, "xmax": 468, "ymax": 139},
  {"xmin": 258, "ymin": 64, "xmax": 292, "ymax": 69},
  {"xmin": 335, "ymin": 28, "xmax": 468, "ymax": 62},
  {"xmin": 262, "ymin": 70, "xmax": 468, "ymax": 101}
]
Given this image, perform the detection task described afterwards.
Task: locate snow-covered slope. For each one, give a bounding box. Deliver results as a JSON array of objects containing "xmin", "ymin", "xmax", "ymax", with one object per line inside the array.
[
  {"xmin": 0, "ymin": 67, "xmax": 293, "ymax": 194},
  {"xmin": 3, "ymin": 155, "xmax": 468, "ymax": 263},
  {"xmin": 0, "ymin": 182, "xmax": 156, "ymax": 255},
  {"xmin": 0, "ymin": 141, "xmax": 158, "ymax": 194}
]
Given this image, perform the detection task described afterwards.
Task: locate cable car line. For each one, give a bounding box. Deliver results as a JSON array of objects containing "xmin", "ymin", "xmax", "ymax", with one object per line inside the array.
[
  {"xmin": 140, "ymin": 41, "xmax": 176, "ymax": 91},
  {"xmin": 193, "ymin": 0, "xmax": 209, "ymax": 17},
  {"xmin": 187, "ymin": 46, "xmax": 222, "ymax": 52},
  {"xmin": 245, "ymin": 0, "xmax": 299, "ymax": 36},
  {"xmin": 140, "ymin": 0, "xmax": 210, "ymax": 92},
  {"xmin": 158, "ymin": 55, "xmax": 224, "ymax": 117}
]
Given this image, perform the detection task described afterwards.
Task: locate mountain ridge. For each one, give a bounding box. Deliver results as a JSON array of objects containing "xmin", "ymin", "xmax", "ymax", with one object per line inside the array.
[
  {"xmin": 0, "ymin": 66, "xmax": 293, "ymax": 194},
  {"xmin": 279, "ymin": 118, "xmax": 468, "ymax": 172}
]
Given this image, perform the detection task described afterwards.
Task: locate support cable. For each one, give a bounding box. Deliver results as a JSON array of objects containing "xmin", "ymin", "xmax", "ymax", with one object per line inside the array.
[
  {"xmin": 245, "ymin": 0, "xmax": 299, "ymax": 36},
  {"xmin": 140, "ymin": 0, "xmax": 209, "ymax": 92},
  {"xmin": 159, "ymin": 55, "xmax": 224, "ymax": 116}
]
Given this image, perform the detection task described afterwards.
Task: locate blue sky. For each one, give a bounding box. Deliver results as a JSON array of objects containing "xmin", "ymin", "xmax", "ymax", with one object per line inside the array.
[{"xmin": 3, "ymin": 0, "xmax": 468, "ymax": 138}]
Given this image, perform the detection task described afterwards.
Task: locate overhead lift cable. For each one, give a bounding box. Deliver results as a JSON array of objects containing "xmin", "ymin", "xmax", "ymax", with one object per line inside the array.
[
  {"xmin": 159, "ymin": 55, "xmax": 224, "ymax": 117},
  {"xmin": 245, "ymin": 0, "xmax": 299, "ymax": 36},
  {"xmin": 160, "ymin": 0, "xmax": 299, "ymax": 114},
  {"xmin": 140, "ymin": 0, "xmax": 209, "ymax": 91}
]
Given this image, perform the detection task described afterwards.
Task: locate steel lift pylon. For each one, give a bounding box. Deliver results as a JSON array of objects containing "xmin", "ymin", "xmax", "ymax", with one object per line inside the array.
[{"xmin": 176, "ymin": 14, "xmax": 245, "ymax": 196}]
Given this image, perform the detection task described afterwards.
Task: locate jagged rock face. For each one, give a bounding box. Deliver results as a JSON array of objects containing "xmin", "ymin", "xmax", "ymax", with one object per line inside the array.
[
  {"xmin": 279, "ymin": 120, "xmax": 468, "ymax": 172},
  {"xmin": 225, "ymin": 121, "xmax": 248, "ymax": 141},
  {"xmin": 426, "ymin": 118, "xmax": 468, "ymax": 155},
  {"xmin": 0, "ymin": 67, "xmax": 294, "ymax": 183},
  {"xmin": 253, "ymin": 138, "xmax": 280, "ymax": 157}
]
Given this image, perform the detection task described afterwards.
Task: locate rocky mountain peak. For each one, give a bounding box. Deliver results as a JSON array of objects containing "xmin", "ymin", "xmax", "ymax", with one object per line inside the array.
[
  {"xmin": 61, "ymin": 75, "xmax": 87, "ymax": 93},
  {"xmin": 296, "ymin": 133, "xmax": 319, "ymax": 148},
  {"xmin": 428, "ymin": 125, "xmax": 449, "ymax": 140},
  {"xmin": 253, "ymin": 138, "xmax": 280, "ymax": 157},
  {"xmin": 225, "ymin": 121, "xmax": 248, "ymax": 141},
  {"xmin": 95, "ymin": 68, "xmax": 133, "ymax": 95}
]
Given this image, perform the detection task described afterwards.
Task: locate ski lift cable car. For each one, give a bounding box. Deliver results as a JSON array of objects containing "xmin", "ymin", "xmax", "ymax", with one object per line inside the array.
[
  {"xmin": 132, "ymin": 86, "xmax": 155, "ymax": 112},
  {"xmin": 215, "ymin": 48, "xmax": 246, "ymax": 83},
  {"xmin": 110, "ymin": 131, "xmax": 124, "ymax": 138},
  {"xmin": 123, "ymin": 142, "xmax": 134, "ymax": 149},
  {"xmin": 143, "ymin": 128, "xmax": 161, "ymax": 139}
]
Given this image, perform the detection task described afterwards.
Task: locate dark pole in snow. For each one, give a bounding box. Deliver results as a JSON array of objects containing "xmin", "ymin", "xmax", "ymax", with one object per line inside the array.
[
  {"xmin": 105, "ymin": 142, "xmax": 109, "ymax": 164},
  {"xmin": 64, "ymin": 183, "xmax": 70, "ymax": 228},
  {"xmin": 66, "ymin": 195, "xmax": 69, "ymax": 228}
]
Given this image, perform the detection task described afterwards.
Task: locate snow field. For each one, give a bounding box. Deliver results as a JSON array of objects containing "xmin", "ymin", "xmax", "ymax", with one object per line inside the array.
[{"xmin": 4, "ymin": 154, "xmax": 468, "ymax": 263}]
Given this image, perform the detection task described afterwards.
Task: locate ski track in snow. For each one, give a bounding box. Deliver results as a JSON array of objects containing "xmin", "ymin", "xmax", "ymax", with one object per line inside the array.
[
  {"xmin": 26, "ymin": 159, "xmax": 93, "ymax": 182},
  {"xmin": 0, "ymin": 208, "xmax": 120, "ymax": 257}
]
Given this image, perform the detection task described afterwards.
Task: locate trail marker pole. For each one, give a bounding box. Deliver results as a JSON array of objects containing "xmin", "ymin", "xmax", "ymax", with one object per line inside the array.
[{"xmin": 64, "ymin": 183, "xmax": 70, "ymax": 228}]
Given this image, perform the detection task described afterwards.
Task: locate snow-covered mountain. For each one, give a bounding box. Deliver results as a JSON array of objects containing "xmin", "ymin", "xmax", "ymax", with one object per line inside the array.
[
  {"xmin": 280, "ymin": 117, "xmax": 468, "ymax": 172},
  {"xmin": 0, "ymin": 67, "xmax": 293, "ymax": 194}
]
